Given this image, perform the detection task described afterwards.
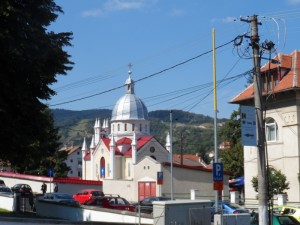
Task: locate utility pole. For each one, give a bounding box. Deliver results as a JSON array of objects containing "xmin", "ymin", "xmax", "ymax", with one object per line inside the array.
[{"xmin": 241, "ymin": 15, "xmax": 268, "ymax": 225}]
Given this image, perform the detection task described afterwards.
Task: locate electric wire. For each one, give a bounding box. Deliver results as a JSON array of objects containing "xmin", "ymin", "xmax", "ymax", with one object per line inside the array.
[{"xmin": 49, "ymin": 37, "xmax": 237, "ymax": 107}]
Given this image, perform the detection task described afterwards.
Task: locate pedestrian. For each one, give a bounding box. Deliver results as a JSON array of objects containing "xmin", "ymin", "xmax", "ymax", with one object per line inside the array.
[
  {"xmin": 41, "ymin": 182, "xmax": 47, "ymax": 194},
  {"xmin": 54, "ymin": 183, "xmax": 58, "ymax": 192}
]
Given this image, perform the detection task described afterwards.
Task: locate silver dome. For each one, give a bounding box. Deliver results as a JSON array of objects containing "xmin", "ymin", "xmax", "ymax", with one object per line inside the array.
[{"xmin": 111, "ymin": 76, "xmax": 149, "ymax": 121}]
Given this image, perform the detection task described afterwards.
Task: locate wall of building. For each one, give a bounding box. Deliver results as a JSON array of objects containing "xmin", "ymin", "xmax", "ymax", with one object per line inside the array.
[
  {"xmin": 244, "ymin": 100, "xmax": 300, "ymax": 206},
  {"xmin": 0, "ymin": 173, "xmax": 102, "ymax": 196},
  {"xmin": 161, "ymin": 164, "xmax": 230, "ymax": 200}
]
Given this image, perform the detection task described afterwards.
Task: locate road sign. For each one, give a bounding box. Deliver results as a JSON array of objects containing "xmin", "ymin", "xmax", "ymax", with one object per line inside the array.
[
  {"xmin": 213, "ymin": 163, "xmax": 223, "ymax": 181},
  {"xmin": 213, "ymin": 181, "xmax": 224, "ymax": 190},
  {"xmin": 241, "ymin": 105, "xmax": 257, "ymax": 146},
  {"xmin": 48, "ymin": 169, "xmax": 54, "ymax": 177},
  {"xmin": 157, "ymin": 171, "xmax": 163, "ymax": 185}
]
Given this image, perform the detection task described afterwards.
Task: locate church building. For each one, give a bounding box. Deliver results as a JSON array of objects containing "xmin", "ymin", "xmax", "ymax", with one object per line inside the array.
[{"xmin": 81, "ymin": 71, "xmax": 229, "ymax": 202}]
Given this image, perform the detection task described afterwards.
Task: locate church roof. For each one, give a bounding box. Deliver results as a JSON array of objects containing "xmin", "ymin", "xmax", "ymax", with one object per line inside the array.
[
  {"xmin": 111, "ymin": 76, "xmax": 148, "ymax": 121},
  {"xmin": 124, "ymin": 136, "xmax": 154, "ymax": 156},
  {"xmin": 231, "ymin": 50, "xmax": 300, "ymax": 104}
]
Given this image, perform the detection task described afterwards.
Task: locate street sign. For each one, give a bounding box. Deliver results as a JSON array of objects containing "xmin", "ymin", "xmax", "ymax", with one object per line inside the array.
[
  {"xmin": 157, "ymin": 171, "xmax": 163, "ymax": 185},
  {"xmin": 213, "ymin": 163, "xmax": 223, "ymax": 181},
  {"xmin": 47, "ymin": 169, "xmax": 54, "ymax": 177},
  {"xmin": 213, "ymin": 181, "xmax": 224, "ymax": 190},
  {"xmin": 241, "ymin": 105, "xmax": 257, "ymax": 146}
]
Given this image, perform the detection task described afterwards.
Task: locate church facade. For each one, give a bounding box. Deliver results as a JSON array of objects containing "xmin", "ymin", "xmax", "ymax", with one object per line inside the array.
[{"xmin": 80, "ymin": 73, "xmax": 229, "ymax": 202}]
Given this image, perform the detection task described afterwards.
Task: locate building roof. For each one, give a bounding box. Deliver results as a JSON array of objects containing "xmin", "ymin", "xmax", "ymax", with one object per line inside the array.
[
  {"xmin": 231, "ymin": 50, "xmax": 300, "ymax": 104},
  {"xmin": 59, "ymin": 145, "xmax": 81, "ymax": 155},
  {"xmin": 111, "ymin": 76, "xmax": 148, "ymax": 121},
  {"xmin": 173, "ymin": 154, "xmax": 208, "ymax": 167}
]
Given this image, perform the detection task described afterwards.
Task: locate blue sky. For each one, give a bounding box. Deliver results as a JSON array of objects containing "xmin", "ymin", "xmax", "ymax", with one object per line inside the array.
[{"xmin": 47, "ymin": 0, "xmax": 300, "ymax": 119}]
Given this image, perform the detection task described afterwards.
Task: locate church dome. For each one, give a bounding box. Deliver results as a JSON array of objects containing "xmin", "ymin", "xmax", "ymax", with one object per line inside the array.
[{"xmin": 111, "ymin": 76, "xmax": 149, "ymax": 121}]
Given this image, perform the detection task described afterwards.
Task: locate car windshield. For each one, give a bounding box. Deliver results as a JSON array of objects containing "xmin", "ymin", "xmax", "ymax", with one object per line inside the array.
[
  {"xmin": 91, "ymin": 191, "xmax": 103, "ymax": 196},
  {"xmin": 0, "ymin": 187, "xmax": 11, "ymax": 192},
  {"xmin": 223, "ymin": 202, "xmax": 242, "ymax": 209},
  {"xmin": 277, "ymin": 216, "xmax": 298, "ymax": 225}
]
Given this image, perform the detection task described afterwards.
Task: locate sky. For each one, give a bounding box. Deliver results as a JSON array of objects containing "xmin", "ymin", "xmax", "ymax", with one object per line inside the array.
[{"xmin": 47, "ymin": 0, "xmax": 300, "ymax": 119}]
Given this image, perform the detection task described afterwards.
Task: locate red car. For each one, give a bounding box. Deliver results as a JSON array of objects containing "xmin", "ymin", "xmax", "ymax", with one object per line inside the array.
[
  {"xmin": 73, "ymin": 189, "xmax": 104, "ymax": 204},
  {"xmin": 84, "ymin": 195, "xmax": 136, "ymax": 212}
]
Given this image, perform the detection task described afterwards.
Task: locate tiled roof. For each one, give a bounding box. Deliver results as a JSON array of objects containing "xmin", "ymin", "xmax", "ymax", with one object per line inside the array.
[
  {"xmin": 59, "ymin": 146, "xmax": 81, "ymax": 155},
  {"xmin": 173, "ymin": 154, "xmax": 207, "ymax": 167},
  {"xmin": 231, "ymin": 50, "xmax": 300, "ymax": 103},
  {"xmin": 124, "ymin": 136, "xmax": 154, "ymax": 156}
]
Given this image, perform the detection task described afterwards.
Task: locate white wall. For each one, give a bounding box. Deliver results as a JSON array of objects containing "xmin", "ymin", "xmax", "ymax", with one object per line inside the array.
[
  {"xmin": 0, "ymin": 176, "xmax": 102, "ymax": 196},
  {"xmin": 0, "ymin": 194, "xmax": 14, "ymax": 211}
]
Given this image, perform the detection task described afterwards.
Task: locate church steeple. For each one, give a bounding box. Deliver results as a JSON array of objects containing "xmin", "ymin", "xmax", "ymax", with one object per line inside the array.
[{"xmin": 125, "ymin": 63, "xmax": 134, "ymax": 94}]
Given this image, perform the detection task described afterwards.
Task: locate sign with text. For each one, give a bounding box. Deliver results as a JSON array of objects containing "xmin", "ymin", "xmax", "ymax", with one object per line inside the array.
[
  {"xmin": 241, "ymin": 105, "xmax": 257, "ymax": 146},
  {"xmin": 213, "ymin": 163, "xmax": 223, "ymax": 181}
]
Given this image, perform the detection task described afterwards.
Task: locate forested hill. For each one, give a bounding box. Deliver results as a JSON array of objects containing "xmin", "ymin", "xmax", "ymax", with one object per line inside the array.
[{"xmin": 53, "ymin": 109, "xmax": 228, "ymax": 163}]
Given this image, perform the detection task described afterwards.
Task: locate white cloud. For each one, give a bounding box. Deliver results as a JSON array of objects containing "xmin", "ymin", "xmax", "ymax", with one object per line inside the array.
[
  {"xmin": 169, "ymin": 9, "xmax": 185, "ymax": 17},
  {"xmin": 288, "ymin": 0, "xmax": 300, "ymax": 4},
  {"xmin": 105, "ymin": 0, "xmax": 146, "ymax": 12},
  {"xmin": 81, "ymin": 0, "xmax": 156, "ymax": 17},
  {"xmin": 81, "ymin": 9, "xmax": 104, "ymax": 18}
]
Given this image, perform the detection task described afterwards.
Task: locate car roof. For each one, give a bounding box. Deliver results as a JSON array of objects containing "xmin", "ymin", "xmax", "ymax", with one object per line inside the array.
[{"xmin": 78, "ymin": 189, "xmax": 101, "ymax": 192}]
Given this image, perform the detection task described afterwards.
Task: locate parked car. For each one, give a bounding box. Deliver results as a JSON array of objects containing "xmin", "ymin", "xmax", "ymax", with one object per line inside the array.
[
  {"xmin": 211, "ymin": 201, "xmax": 250, "ymax": 215},
  {"xmin": 273, "ymin": 206, "xmax": 300, "ymax": 222},
  {"xmin": 211, "ymin": 201, "xmax": 249, "ymax": 221},
  {"xmin": 0, "ymin": 186, "xmax": 13, "ymax": 195},
  {"xmin": 73, "ymin": 189, "xmax": 104, "ymax": 204},
  {"xmin": 0, "ymin": 179, "xmax": 5, "ymax": 186},
  {"xmin": 135, "ymin": 196, "xmax": 172, "ymax": 214},
  {"xmin": 43, "ymin": 192, "xmax": 79, "ymax": 206},
  {"xmin": 84, "ymin": 195, "xmax": 136, "ymax": 212},
  {"xmin": 11, "ymin": 184, "xmax": 32, "ymax": 196},
  {"xmin": 251, "ymin": 212, "xmax": 300, "ymax": 225}
]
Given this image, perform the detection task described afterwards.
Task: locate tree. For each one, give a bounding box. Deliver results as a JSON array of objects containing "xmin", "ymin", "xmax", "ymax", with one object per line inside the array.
[
  {"xmin": 219, "ymin": 108, "xmax": 244, "ymax": 178},
  {"xmin": 0, "ymin": 0, "xmax": 73, "ymax": 173},
  {"xmin": 251, "ymin": 167, "xmax": 290, "ymax": 199}
]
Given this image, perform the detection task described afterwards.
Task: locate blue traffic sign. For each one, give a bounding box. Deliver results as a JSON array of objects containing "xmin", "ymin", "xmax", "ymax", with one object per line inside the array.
[
  {"xmin": 213, "ymin": 163, "xmax": 223, "ymax": 181},
  {"xmin": 48, "ymin": 169, "xmax": 54, "ymax": 177}
]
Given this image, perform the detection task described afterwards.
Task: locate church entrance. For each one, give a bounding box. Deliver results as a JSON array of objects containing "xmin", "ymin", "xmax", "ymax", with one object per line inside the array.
[
  {"xmin": 100, "ymin": 157, "xmax": 105, "ymax": 178},
  {"xmin": 138, "ymin": 181, "xmax": 156, "ymax": 201}
]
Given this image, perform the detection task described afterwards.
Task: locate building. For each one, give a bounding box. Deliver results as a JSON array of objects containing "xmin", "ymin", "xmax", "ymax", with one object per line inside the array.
[
  {"xmin": 59, "ymin": 145, "xmax": 82, "ymax": 178},
  {"xmin": 231, "ymin": 50, "xmax": 300, "ymax": 205},
  {"xmin": 81, "ymin": 72, "xmax": 230, "ymax": 202}
]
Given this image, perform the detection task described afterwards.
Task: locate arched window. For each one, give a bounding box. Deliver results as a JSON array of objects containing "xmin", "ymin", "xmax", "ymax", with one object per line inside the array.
[
  {"xmin": 265, "ymin": 117, "xmax": 278, "ymax": 142},
  {"xmin": 139, "ymin": 124, "xmax": 142, "ymax": 132},
  {"xmin": 117, "ymin": 124, "xmax": 120, "ymax": 131},
  {"xmin": 125, "ymin": 123, "xmax": 127, "ymax": 131},
  {"xmin": 132, "ymin": 123, "xmax": 135, "ymax": 131}
]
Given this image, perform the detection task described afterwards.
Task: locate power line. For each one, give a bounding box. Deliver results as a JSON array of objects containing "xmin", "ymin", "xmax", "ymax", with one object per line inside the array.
[{"xmin": 50, "ymin": 37, "xmax": 238, "ymax": 107}]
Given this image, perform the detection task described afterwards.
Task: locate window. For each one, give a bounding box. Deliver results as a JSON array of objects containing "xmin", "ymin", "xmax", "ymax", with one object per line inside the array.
[
  {"xmin": 139, "ymin": 124, "xmax": 142, "ymax": 131},
  {"xmin": 125, "ymin": 123, "xmax": 127, "ymax": 131},
  {"xmin": 265, "ymin": 117, "xmax": 278, "ymax": 142},
  {"xmin": 132, "ymin": 123, "xmax": 135, "ymax": 131},
  {"xmin": 118, "ymin": 124, "xmax": 120, "ymax": 131}
]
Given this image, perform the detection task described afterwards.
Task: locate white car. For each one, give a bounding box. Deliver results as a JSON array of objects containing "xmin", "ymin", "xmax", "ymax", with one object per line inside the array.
[
  {"xmin": 43, "ymin": 192, "xmax": 79, "ymax": 206},
  {"xmin": 0, "ymin": 186, "xmax": 13, "ymax": 195}
]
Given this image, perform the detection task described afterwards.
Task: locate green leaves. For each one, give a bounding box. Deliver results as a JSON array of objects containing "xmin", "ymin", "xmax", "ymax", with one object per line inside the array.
[
  {"xmin": 0, "ymin": 0, "xmax": 72, "ymax": 175},
  {"xmin": 251, "ymin": 167, "xmax": 290, "ymax": 198}
]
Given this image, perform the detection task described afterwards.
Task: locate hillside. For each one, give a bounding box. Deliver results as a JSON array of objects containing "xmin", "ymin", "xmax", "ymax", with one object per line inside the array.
[{"xmin": 52, "ymin": 109, "xmax": 227, "ymax": 163}]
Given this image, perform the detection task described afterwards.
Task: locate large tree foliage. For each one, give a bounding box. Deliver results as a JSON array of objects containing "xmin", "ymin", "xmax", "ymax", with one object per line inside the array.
[
  {"xmin": 251, "ymin": 167, "xmax": 290, "ymax": 199},
  {"xmin": 219, "ymin": 108, "xmax": 244, "ymax": 178},
  {"xmin": 0, "ymin": 0, "xmax": 73, "ymax": 174}
]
